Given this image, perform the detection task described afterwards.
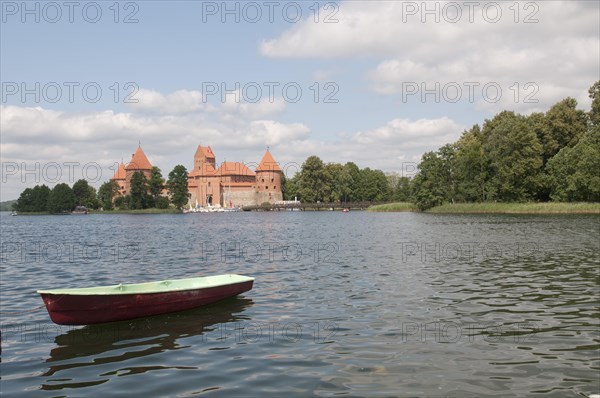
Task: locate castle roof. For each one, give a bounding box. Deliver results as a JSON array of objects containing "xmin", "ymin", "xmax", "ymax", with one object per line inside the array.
[
  {"xmin": 218, "ymin": 162, "xmax": 256, "ymax": 177},
  {"xmin": 256, "ymin": 150, "xmax": 281, "ymax": 172},
  {"xmin": 189, "ymin": 162, "xmax": 218, "ymax": 177},
  {"xmin": 111, "ymin": 162, "xmax": 126, "ymax": 180},
  {"xmin": 125, "ymin": 146, "xmax": 153, "ymax": 170},
  {"xmin": 194, "ymin": 145, "xmax": 215, "ymax": 159}
]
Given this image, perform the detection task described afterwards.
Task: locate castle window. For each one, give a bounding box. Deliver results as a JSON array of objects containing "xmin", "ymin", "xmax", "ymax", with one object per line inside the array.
[
  {"xmin": 262, "ymin": 178, "xmax": 264, "ymax": 182},
  {"xmin": 274, "ymin": 186, "xmax": 276, "ymax": 189},
  {"xmin": 271, "ymin": 178, "xmax": 274, "ymax": 182},
  {"xmin": 208, "ymin": 182, "xmax": 211, "ymax": 187}
]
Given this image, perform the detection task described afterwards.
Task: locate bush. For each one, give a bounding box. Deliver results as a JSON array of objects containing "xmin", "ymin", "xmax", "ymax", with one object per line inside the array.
[
  {"xmin": 156, "ymin": 196, "xmax": 170, "ymax": 209},
  {"xmin": 114, "ymin": 195, "xmax": 128, "ymax": 210}
]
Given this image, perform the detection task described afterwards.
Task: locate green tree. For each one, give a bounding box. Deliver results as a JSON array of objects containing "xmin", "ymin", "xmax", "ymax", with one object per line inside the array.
[
  {"xmin": 541, "ymin": 98, "xmax": 587, "ymax": 161},
  {"xmin": 14, "ymin": 188, "xmax": 34, "ymax": 212},
  {"xmin": 482, "ymin": 111, "xmax": 543, "ymax": 201},
  {"xmin": 588, "ymin": 80, "xmax": 600, "ymax": 127},
  {"xmin": 298, "ymin": 156, "xmax": 330, "ymax": 203},
  {"xmin": 283, "ymin": 174, "xmax": 299, "ymax": 201},
  {"xmin": 394, "ymin": 177, "xmax": 413, "ymax": 202},
  {"xmin": 72, "ymin": 179, "xmax": 101, "ymax": 209},
  {"xmin": 156, "ymin": 196, "xmax": 170, "ymax": 209},
  {"xmin": 453, "ymin": 125, "xmax": 490, "ymax": 202},
  {"xmin": 47, "ymin": 183, "xmax": 76, "ymax": 213},
  {"xmin": 356, "ymin": 168, "xmax": 390, "ymax": 201},
  {"xmin": 129, "ymin": 171, "xmax": 151, "ymax": 210},
  {"xmin": 547, "ymin": 128, "xmax": 600, "ymax": 201},
  {"xmin": 14, "ymin": 185, "xmax": 51, "ymax": 212},
  {"xmin": 325, "ymin": 163, "xmax": 354, "ymax": 202},
  {"xmin": 412, "ymin": 151, "xmax": 449, "ymax": 210},
  {"xmin": 167, "ymin": 165, "xmax": 190, "ymax": 210},
  {"xmin": 344, "ymin": 162, "xmax": 361, "ymax": 201},
  {"xmin": 32, "ymin": 185, "xmax": 51, "ymax": 211},
  {"xmin": 148, "ymin": 166, "xmax": 165, "ymax": 207},
  {"xmin": 114, "ymin": 195, "xmax": 128, "ymax": 210},
  {"xmin": 98, "ymin": 180, "xmax": 119, "ymax": 210}
]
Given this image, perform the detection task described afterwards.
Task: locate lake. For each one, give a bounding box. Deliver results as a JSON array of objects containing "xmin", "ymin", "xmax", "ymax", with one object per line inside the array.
[{"xmin": 1, "ymin": 211, "xmax": 598, "ymax": 397}]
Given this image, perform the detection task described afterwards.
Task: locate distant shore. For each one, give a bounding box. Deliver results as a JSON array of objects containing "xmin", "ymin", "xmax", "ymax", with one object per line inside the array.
[
  {"xmin": 368, "ymin": 202, "xmax": 600, "ymax": 214},
  {"xmin": 6, "ymin": 208, "xmax": 182, "ymax": 215},
  {"xmin": 7, "ymin": 202, "xmax": 600, "ymax": 215}
]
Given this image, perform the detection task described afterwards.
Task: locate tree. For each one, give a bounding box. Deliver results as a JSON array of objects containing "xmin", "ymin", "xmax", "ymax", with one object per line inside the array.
[
  {"xmin": 412, "ymin": 151, "xmax": 450, "ymax": 210},
  {"xmin": 588, "ymin": 80, "xmax": 600, "ymax": 127},
  {"xmin": 167, "ymin": 165, "xmax": 190, "ymax": 210},
  {"xmin": 14, "ymin": 188, "xmax": 34, "ymax": 212},
  {"xmin": 453, "ymin": 125, "xmax": 490, "ymax": 202},
  {"xmin": 355, "ymin": 168, "xmax": 390, "ymax": 201},
  {"xmin": 148, "ymin": 166, "xmax": 165, "ymax": 207},
  {"xmin": 114, "ymin": 195, "xmax": 128, "ymax": 210},
  {"xmin": 98, "ymin": 180, "xmax": 119, "ymax": 210},
  {"xmin": 156, "ymin": 196, "xmax": 170, "ymax": 209},
  {"xmin": 344, "ymin": 162, "xmax": 361, "ymax": 201},
  {"xmin": 394, "ymin": 177, "xmax": 413, "ymax": 202},
  {"xmin": 541, "ymin": 98, "xmax": 587, "ymax": 161},
  {"xmin": 283, "ymin": 174, "xmax": 299, "ymax": 201},
  {"xmin": 31, "ymin": 185, "xmax": 51, "ymax": 211},
  {"xmin": 482, "ymin": 111, "xmax": 543, "ymax": 201},
  {"xmin": 72, "ymin": 179, "xmax": 101, "ymax": 209},
  {"xmin": 129, "ymin": 171, "xmax": 151, "ymax": 210},
  {"xmin": 47, "ymin": 183, "xmax": 76, "ymax": 213},
  {"xmin": 14, "ymin": 185, "xmax": 51, "ymax": 212},
  {"xmin": 325, "ymin": 163, "xmax": 355, "ymax": 202},
  {"xmin": 547, "ymin": 128, "xmax": 600, "ymax": 202},
  {"xmin": 298, "ymin": 156, "xmax": 330, "ymax": 203}
]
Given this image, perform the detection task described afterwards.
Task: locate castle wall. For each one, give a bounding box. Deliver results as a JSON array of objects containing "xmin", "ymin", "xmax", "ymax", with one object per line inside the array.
[
  {"xmin": 222, "ymin": 189, "xmax": 257, "ymax": 207},
  {"xmin": 255, "ymin": 190, "xmax": 283, "ymax": 205}
]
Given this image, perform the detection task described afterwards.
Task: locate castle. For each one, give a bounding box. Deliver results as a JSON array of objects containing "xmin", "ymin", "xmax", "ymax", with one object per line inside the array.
[{"xmin": 112, "ymin": 145, "xmax": 283, "ymax": 207}]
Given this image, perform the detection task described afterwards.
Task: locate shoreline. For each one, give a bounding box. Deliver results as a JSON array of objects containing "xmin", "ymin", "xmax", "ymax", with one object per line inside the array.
[
  {"xmin": 368, "ymin": 202, "xmax": 600, "ymax": 214},
  {"xmin": 6, "ymin": 202, "xmax": 600, "ymax": 215}
]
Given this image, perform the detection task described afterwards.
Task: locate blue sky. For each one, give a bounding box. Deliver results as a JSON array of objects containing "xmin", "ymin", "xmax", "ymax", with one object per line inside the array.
[{"xmin": 1, "ymin": 1, "xmax": 599, "ymax": 200}]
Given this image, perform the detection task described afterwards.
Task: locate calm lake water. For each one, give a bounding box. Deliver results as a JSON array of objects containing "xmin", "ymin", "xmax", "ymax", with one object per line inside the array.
[{"xmin": 1, "ymin": 211, "xmax": 598, "ymax": 397}]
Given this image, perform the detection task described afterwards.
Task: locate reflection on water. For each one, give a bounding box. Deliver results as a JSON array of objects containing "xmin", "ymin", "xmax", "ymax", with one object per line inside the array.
[
  {"xmin": 42, "ymin": 298, "xmax": 253, "ymax": 391},
  {"xmin": 1, "ymin": 212, "xmax": 598, "ymax": 397}
]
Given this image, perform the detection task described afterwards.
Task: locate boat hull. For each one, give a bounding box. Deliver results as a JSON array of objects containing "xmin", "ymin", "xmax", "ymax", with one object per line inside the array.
[{"xmin": 40, "ymin": 280, "xmax": 253, "ymax": 325}]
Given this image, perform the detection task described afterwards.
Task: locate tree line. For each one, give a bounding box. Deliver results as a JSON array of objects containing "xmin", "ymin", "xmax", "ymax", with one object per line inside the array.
[
  {"xmin": 13, "ymin": 82, "xmax": 599, "ymax": 212},
  {"xmin": 410, "ymin": 82, "xmax": 599, "ymax": 209},
  {"xmin": 284, "ymin": 82, "xmax": 600, "ymax": 209},
  {"xmin": 283, "ymin": 157, "xmax": 391, "ymax": 203},
  {"xmin": 13, "ymin": 165, "xmax": 190, "ymax": 213}
]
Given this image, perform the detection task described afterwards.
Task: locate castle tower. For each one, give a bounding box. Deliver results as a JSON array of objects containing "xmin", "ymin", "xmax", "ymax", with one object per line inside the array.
[
  {"xmin": 188, "ymin": 145, "xmax": 219, "ymax": 207},
  {"xmin": 193, "ymin": 145, "xmax": 216, "ymax": 172},
  {"xmin": 111, "ymin": 162, "xmax": 127, "ymax": 196},
  {"xmin": 124, "ymin": 145, "xmax": 153, "ymax": 195},
  {"xmin": 255, "ymin": 149, "xmax": 283, "ymax": 204}
]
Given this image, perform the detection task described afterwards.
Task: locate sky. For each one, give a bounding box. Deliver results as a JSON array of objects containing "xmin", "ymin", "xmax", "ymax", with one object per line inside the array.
[{"xmin": 1, "ymin": 0, "xmax": 599, "ymax": 201}]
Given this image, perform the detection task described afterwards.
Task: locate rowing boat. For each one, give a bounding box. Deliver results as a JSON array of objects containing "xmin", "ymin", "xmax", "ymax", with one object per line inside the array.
[{"xmin": 38, "ymin": 274, "xmax": 254, "ymax": 325}]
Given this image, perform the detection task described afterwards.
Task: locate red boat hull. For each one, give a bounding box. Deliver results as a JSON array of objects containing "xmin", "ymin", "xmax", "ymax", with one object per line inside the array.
[{"xmin": 40, "ymin": 280, "xmax": 253, "ymax": 325}]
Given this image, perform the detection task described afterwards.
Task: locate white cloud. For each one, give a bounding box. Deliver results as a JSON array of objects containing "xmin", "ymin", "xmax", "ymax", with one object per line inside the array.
[
  {"xmin": 129, "ymin": 89, "xmax": 205, "ymax": 114},
  {"xmin": 0, "ymin": 97, "xmax": 462, "ymax": 200},
  {"xmin": 276, "ymin": 117, "xmax": 464, "ymax": 175},
  {"xmin": 261, "ymin": 1, "xmax": 599, "ymax": 113}
]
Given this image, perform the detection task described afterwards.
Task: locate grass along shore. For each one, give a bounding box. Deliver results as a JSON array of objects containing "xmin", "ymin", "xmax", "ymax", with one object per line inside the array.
[
  {"xmin": 10, "ymin": 208, "xmax": 182, "ymax": 215},
  {"xmin": 366, "ymin": 202, "xmax": 418, "ymax": 212},
  {"xmin": 368, "ymin": 202, "xmax": 600, "ymax": 214},
  {"xmin": 91, "ymin": 208, "xmax": 182, "ymax": 214}
]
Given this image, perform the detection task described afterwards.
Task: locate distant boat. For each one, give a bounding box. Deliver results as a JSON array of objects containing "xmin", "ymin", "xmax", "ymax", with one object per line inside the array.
[
  {"xmin": 38, "ymin": 274, "xmax": 254, "ymax": 325},
  {"xmin": 342, "ymin": 208, "xmax": 350, "ymax": 213},
  {"xmin": 72, "ymin": 206, "xmax": 88, "ymax": 214},
  {"xmin": 10, "ymin": 211, "xmax": 17, "ymax": 216}
]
